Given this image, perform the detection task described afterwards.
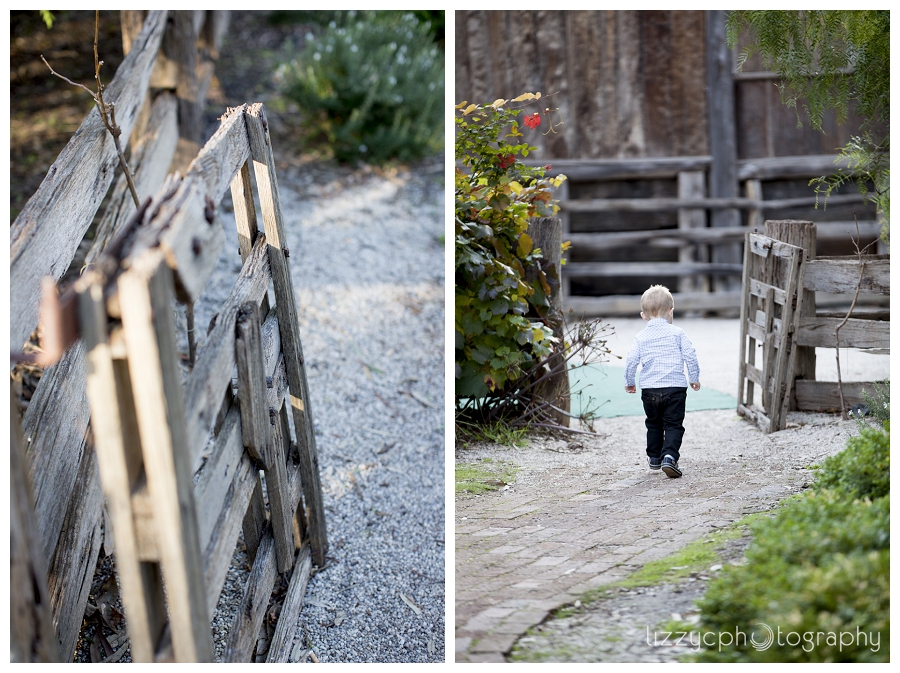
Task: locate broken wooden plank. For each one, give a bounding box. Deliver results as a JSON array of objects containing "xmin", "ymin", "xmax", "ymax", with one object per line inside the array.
[
  {"xmin": 738, "ymin": 403, "xmax": 771, "ymax": 433},
  {"xmin": 10, "ymin": 10, "xmax": 168, "ymax": 351},
  {"xmin": 245, "ymin": 102, "xmax": 328, "ymax": 566},
  {"xmin": 223, "ymin": 533, "xmax": 279, "ymax": 662},
  {"xmin": 118, "ymin": 250, "xmax": 212, "ymax": 661},
  {"xmin": 796, "ymin": 316, "xmax": 891, "ymax": 350},
  {"xmin": 803, "ymin": 258, "xmax": 890, "ymax": 295},
  {"xmin": 267, "ymin": 545, "xmax": 312, "ymax": 662}
]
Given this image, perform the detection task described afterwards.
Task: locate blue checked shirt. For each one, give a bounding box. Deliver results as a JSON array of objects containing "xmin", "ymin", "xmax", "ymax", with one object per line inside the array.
[{"xmin": 624, "ymin": 318, "xmax": 700, "ymax": 389}]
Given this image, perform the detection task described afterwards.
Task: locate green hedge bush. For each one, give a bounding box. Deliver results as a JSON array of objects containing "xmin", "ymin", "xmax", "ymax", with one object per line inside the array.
[
  {"xmin": 693, "ymin": 424, "xmax": 890, "ymax": 662},
  {"xmin": 813, "ymin": 424, "xmax": 890, "ymax": 500},
  {"xmin": 277, "ymin": 12, "xmax": 443, "ymax": 164}
]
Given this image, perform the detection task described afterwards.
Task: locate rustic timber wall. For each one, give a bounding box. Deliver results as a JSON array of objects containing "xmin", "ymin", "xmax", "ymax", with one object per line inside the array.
[
  {"xmin": 9, "ymin": 10, "xmax": 230, "ymax": 661},
  {"xmin": 456, "ymin": 10, "xmax": 882, "ymax": 315}
]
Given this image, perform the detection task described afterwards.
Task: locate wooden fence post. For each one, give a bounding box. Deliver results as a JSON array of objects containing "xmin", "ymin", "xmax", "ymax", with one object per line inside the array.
[
  {"xmin": 764, "ymin": 219, "xmax": 817, "ymax": 409},
  {"xmin": 705, "ymin": 10, "xmax": 742, "ymax": 292},
  {"xmin": 527, "ymin": 217, "xmax": 571, "ymax": 427},
  {"xmin": 677, "ymin": 170, "xmax": 709, "ymax": 294}
]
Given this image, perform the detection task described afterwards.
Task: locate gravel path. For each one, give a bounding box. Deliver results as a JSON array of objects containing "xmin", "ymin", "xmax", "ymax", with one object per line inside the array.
[
  {"xmin": 267, "ymin": 161, "xmax": 446, "ymax": 662},
  {"xmin": 455, "ymin": 318, "xmax": 887, "ymax": 663}
]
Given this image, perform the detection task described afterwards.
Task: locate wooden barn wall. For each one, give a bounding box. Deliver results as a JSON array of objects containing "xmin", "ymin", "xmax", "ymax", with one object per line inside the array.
[
  {"xmin": 457, "ymin": 10, "xmax": 871, "ymax": 163},
  {"xmin": 731, "ymin": 25, "xmax": 873, "ymax": 159},
  {"xmin": 456, "ymin": 10, "xmax": 708, "ymax": 160}
]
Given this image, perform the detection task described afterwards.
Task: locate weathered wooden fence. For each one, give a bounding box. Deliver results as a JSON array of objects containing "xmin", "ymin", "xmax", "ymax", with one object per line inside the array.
[
  {"xmin": 546, "ymin": 156, "xmax": 883, "ymax": 318},
  {"xmin": 8, "ymin": 10, "xmax": 232, "ymax": 661},
  {"xmin": 76, "ymin": 102, "xmax": 325, "ymax": 662},
  {"xmin": 736, "ymin": 220, "xmax": 889, "ymax": 432}
]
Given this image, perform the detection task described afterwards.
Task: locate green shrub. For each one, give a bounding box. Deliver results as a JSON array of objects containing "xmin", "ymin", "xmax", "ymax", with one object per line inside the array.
[
  {"xmin": 814, "ymin": 424, "xmax": 890, "ymax": 500},
  {"xmin": 694, "ymin": 491, "xmax": 889, "ymax": 662},
  {"xmin": 455, "ymin": 95, "xmax": 566, "ymax": 399},
  {"xmin": 277, "ymin": 12, "xmax": 443, "ymax": 164}
]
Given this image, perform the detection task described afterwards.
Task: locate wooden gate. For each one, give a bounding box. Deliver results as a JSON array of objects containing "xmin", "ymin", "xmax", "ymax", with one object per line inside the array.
[
  {"xmin": 736, "ymin": 232, "xmax": 806, "ymax": 433},
  {"xmin": 72, "ymin": 103, "xmax": 325, "ymax": 661}
]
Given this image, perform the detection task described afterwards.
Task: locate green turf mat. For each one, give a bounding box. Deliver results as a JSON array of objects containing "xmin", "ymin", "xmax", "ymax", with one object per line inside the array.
[{"xmin": 570, "ymin": 363, "xmax": 737, "ymax": 418}]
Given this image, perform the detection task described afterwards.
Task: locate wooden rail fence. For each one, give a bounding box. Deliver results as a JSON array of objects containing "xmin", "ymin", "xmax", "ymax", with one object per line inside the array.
[
  {"xmin": 534, "ymin": 155, "xmax": 883, "ymax": 318},
  {"xmin": 75, "ymin": 102, "xmax": 325, "ymax": 662},
  {"xmin": 8, "ymin": 11, "xmax": 236, "ymax": 661}
]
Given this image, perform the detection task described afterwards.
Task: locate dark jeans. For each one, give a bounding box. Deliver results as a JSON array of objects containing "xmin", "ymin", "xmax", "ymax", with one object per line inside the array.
[{"xmin": 641, "ymin": 387, "xmax": 687, "ymax": 462}]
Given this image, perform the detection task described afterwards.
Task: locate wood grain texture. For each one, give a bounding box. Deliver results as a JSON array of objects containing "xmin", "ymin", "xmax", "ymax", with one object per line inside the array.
[
  {"xmin": 231, "ymin": 161, "xmax": 259, "ymax": 259},
  {"xmin": 119, "ymin": 251, "xmax": 212, "ymax": 661},
  {"xmin": 90, "ymin": 91, "xmax": 179, "ymax": 259},
  {"xmin": 266, "ymin": 545, "xmax": 312, "ymax": 662},
  {"xmin": 245, "ymin": 103, "xmax": 328, "ymax": 566},
  {"xmin": 678, "ymin": 170, "xmax": 708, "ymax": 292},
  {"xmin": 796, "ymin": 317, "xmax": 890, "ymax": 349},
  {"xmin": 223, "ymin": 533, "xmax": 278, "ymax": 662},
  {"xmin": 79, "ymin": 278, "xmax": 167, "ymax": 662},
  {"xmin": 45, "ymin": 444, "xmax": 104, "ymax": 661},
  {"xmin": 19, "ymin": 86, "xmax": 182, "ymax": 663},
  {"xmin": 803, "ymin": 258, "xmax": 890, "ymax": 295},
  {"xmin": 10, "ymin": 10, "xmax": 168, "ymax": 351},
  {"xmin": 184, "ymin": 234, "xmax": 271, "ymax": 472},
  {"xmin": 765, "ymin": 220, "xmax": 817, "ymax": 400},
  {"xmin": 10, "ymin": 385, "xmax": 58, "ymax": 663},
  {"xmin": 795, "ymin": 380, "xmax": 879, "ymax": 412},
  {"xmin": 235, "ymin": 301, "xmax": 272, "ymax": 467}
]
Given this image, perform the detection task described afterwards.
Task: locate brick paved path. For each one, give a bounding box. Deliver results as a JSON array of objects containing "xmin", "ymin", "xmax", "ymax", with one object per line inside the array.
[{"xmin": 455, "ymin": 410, "xmax": 853, "ymax": 662}]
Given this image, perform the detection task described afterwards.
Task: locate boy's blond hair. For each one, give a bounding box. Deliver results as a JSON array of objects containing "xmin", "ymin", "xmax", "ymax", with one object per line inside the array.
[{"xmin": 641, "ymin": 285, "xmax": 674, "ymax": 317}]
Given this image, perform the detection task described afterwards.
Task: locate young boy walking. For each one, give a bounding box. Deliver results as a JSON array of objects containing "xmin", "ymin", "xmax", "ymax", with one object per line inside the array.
[{"xmin": 624, "ymin": 285, "xmax": 700, "ymax": 478}]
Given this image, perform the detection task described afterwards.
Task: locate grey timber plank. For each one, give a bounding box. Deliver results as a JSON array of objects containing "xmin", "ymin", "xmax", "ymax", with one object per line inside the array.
[
  {"xmin": 119, "ymin": 251, "xmax": 213, "ymax": 661},
  {"xmin": 9, "ymin": 10, "xmax": 168, "ymax": 351}
]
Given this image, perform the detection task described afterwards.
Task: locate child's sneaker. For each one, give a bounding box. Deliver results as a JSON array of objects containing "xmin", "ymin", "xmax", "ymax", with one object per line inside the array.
[
  {"xmin": 661, "ymin": 456, "xmax": 682, "ymax": 478},
  {"xmin": 648, "ymin": 456, "xmax": 662, "ymax": 471}
]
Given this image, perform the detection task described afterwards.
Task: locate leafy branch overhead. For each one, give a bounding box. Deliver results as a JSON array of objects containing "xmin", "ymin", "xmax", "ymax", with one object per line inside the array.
[
  {"xmin": 455, "ymin": 94, "xmax": 567, "ymax": 398},
  {"xmin": 727, "ymin": 10, "xmax": 889, "ymax": 240}
]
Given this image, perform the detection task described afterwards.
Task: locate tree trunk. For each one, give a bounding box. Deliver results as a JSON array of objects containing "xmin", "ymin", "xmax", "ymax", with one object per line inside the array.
[{"xmin": 527, "ymin": 217, "xmax": 571, "ymax": 427}]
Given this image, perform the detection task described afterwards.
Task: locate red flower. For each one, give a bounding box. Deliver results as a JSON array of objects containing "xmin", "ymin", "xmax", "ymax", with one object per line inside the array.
[
  {"xmin": 543, "ymin": 164, "xmax": 552, "ymax": 170},
  {"xmin": 497, "ymin": 153, "xmax": 515, "ymax": 169},
  {"xmin": 523, "ymin": 113, "xmax": 541, "ymax": 129}
]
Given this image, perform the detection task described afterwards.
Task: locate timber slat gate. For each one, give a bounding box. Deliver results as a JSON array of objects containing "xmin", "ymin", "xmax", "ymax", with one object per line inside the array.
[
  {"xmin": 9, "ymin": 11, "xmax": 236, "ymax": 662},
  {"xmin": 76, "ymin": 102, "xmax": 326, "ymax": 662},
  {"xmin": 735, "ymin": 232, "xmax": 805, "ymax": 433},
  {"xmin": 737, "ymin": 220, "xmax": 889, "ymax": 432}
]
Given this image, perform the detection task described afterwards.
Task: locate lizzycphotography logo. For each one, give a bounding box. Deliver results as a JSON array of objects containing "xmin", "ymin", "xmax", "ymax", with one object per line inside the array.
[{"xmin": 647, "ymin": 624, "xmax": 881, "ymax": 654}]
